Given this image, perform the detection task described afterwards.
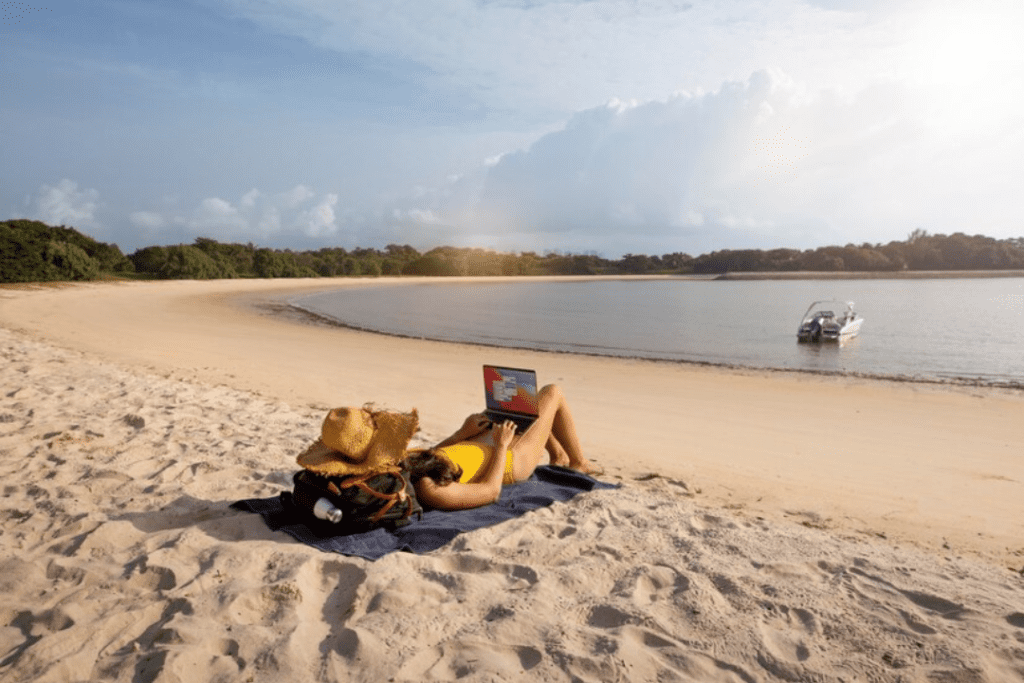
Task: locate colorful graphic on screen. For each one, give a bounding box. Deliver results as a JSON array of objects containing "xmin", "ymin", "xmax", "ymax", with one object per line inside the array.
[{"xmin": 483, "ymin": 366, "xmax": 539, "ymax": 414}]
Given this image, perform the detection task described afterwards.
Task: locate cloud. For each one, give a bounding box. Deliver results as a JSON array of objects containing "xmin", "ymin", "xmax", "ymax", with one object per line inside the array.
[
  {"xmin": 187, "ymin": 197, "xmax": 248, "ymax": 233},
  {"xmin": 85, "ymin": 63, "xmax": 1021, "ymax": 258},
  {"xmin": 129, "ymin": 211, "xmax": 166, "ymax": 230},
  {"xmin": 130, "ymin": 185, "xmax": 343, "ymax": 244},
  {"xmin": 32, "ymin": 179, "xmax": 100, "ymax": 228},
  {"xmin": 296, "ymin": 193, "xmax": 339, "ymax": 237},
  {"xmin": 240, "ymin": 189, "xmax": 260, "ymax": 209},
  {"xmin": 216, "ymin": 0, "xmax": 877, "ymax": 114},
  {"xmin": 280, "ymin": 184, "xmax": 316, "ymax": 207},
  {"xmin": 418, "ymin": 67, "xmax": 1021, "ymax": 255},
  {"xmin": 472, "ymin": 71, "xmax": 819, "ymax": 243},
  {"xmin": 393, "ymin": 208, "xmax": 446, "ymax": 226}
]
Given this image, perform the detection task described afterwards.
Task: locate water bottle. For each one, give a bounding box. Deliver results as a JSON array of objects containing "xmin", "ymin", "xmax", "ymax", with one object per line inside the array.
[{"xmin": 312, "ymin": 497, "xmax": 343, "ymax": 523}]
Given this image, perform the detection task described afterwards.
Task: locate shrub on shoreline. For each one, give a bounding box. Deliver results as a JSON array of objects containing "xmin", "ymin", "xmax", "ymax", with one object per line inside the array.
[{"xmin": 1, "ymin": 219, "xmax": 133, "ymax": 283}]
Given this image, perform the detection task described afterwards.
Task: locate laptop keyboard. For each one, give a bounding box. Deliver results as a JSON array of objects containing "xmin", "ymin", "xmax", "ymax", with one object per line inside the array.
[{"xmin": 485, "ymin": 412, "xmax": 536, "ymax": 433}]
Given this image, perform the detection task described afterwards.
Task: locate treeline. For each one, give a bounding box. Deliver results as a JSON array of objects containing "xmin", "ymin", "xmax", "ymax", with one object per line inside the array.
[
  {"xmin": 0, "ymin": 219, "xmax": 693, "ymax": 281},
  {"xmin": 3, "ymin": 218, "xmax": 1024, "ymax": 284},
  {"xmin": 127, "ymin": 240, "xmax": 644, "ymax": 278},
  {"xmin": 687, "ymin": 230, "xmax": 1024, "ymax": 274}
]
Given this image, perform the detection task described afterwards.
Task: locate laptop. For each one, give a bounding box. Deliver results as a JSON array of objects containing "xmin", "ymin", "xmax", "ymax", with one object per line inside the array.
[{"xmin": 482, "ymin": 365, "xmax": 539, "ymax": 433}]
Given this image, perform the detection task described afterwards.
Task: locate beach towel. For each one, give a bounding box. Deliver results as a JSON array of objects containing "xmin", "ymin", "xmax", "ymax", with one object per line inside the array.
[{"xmin": 232, "ymin": 465, "xmax": 616, "ymax": 560}]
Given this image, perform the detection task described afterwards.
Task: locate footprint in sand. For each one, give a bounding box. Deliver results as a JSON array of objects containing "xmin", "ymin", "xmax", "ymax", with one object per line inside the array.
[
  {"xmin": 44, "ymin": 559, "xmax": 89, "ymax": 588},
  {"xmin": 756, "ymin": 620, "xmax": 812, "ymax": 667},
  {"xmin": 0, "ymin": 607, "xmax": 76, "ymax": 669},
  {"xmin": 396, "ymin": 641, "xmax": 545, "ymax": 679},
  {"xmin": 587, "ymin": 604, "xmax": 636, "ymax": 628},
  {"xmin": 897, "ymin": 588, "xmax": 970, "ymax": 620},
  {"xmin": 124, "ymin": 558, "xmax": 178, "ymax": 592},
  {"xmin": 620, "ymin": 564, "xmax": 691, "ymax": 604},
  {"xmin": 898, "ymin": 608, "xmax": 938, "ymax": 635},
  {"xmin": 156, "ymin": 637, "xmax": 246, "ymax": 681}
]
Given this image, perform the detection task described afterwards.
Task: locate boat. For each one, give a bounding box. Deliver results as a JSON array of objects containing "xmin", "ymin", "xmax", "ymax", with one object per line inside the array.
[{"xmin": 797, "ymin": 300, "xmax": 863, "ymax": 343}]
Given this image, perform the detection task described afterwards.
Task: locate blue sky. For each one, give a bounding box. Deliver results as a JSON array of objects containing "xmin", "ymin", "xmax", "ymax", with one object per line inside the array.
[{"xmin": 3, "ymin": 0, "xmax": 1022, "ymax": 257}]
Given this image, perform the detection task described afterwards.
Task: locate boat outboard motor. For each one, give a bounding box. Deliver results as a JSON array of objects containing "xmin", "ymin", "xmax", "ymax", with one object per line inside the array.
[{"xmin": 809, "ymin": 319, "xmax": 822, "ymax": 342}]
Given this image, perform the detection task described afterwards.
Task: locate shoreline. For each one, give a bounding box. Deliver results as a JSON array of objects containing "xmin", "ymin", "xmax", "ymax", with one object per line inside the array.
[
  {"xmin": 280, "ymin": 296, "xmax": 1024, "ymax": 393},
  {"xmin": 713, "ymin": 269, "xmax": 1024, "ymax": 280}
]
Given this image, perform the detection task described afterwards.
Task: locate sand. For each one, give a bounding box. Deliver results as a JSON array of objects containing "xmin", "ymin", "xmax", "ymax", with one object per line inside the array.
[{"xmin": 1, "ymin": 278, "xmax": 1022, "ymax": 682}]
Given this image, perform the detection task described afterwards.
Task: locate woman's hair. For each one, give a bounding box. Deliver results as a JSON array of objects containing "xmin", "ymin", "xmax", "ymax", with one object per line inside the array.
[{"xmin": 401, "ymin": 449, "xmax": 458, "ymax": 486}]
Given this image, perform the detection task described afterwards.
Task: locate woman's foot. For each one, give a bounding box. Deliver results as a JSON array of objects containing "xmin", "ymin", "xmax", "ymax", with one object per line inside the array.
[
  {"xmin": 570, "ymin": 458, "xmax": 604, "ymax": 477},
  {"xmin": 550, "ymin": 453, "xmax": 571, "ymax": 467}
]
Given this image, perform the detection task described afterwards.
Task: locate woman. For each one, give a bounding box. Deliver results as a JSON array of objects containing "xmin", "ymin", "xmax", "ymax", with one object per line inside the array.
[{"xmin": 403, "ymin": 384, "xmax": 602, "ymax": 511}]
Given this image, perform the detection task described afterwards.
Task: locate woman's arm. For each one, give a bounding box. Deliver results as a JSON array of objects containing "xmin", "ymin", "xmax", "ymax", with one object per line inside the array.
[
  {"xmin": 433, "ymin": 413, "xmax": 491, "ymax": 450},
  {"xmin": 416, "ymin": 420, "xmax": 516, "ymax": 510}
]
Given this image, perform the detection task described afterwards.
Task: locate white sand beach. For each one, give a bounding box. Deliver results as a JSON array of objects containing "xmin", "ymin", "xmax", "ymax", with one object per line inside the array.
[{"xmin": 1, "ymin": 278, "xmax": 1023, "ymax": 682}]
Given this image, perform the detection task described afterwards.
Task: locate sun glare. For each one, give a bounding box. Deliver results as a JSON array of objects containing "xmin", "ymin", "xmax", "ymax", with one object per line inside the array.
[{"xmin": 904, "ymin": 3, "xmax": 1024, "ymax": 133}]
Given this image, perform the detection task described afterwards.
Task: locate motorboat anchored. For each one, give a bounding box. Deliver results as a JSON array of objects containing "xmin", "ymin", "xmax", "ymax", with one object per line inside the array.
[{"xmin": 797, "ymin": 300, "xmax": 863, "ymax": 343}]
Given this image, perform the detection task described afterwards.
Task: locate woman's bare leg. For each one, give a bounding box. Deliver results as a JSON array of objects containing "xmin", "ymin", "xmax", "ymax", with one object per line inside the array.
[
  {"xmin": 511, "ymin": 384, "xmax": 601, "ymax": 480},
  {"xmin": 546, "ymin": 434, "xmax": 570, "ymax": 466}
]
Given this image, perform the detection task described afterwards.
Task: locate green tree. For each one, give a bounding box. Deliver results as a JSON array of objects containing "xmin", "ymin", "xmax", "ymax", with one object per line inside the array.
[
  {"xmin": 620, "ymin": 254, "xmax": 654, "ymax": 273},
  {"xmin": 660, "ymin": 252, "xmax": 694, "ymax": 272},
  {"xmin": 802, "ymin": 249, "xmax": 845, "ymax": 271},
  {"xmin": 254, "ymin": 249, "xmax": 289, "ymax": 278},
  {"xmin": 1, "ymin": 221, "xmax": 55, "ymax": 282},
  {"xmin": 342, "ymin": 257, "xmax": 361, "ymax": 276},
  {"xmin": 192, "ymin": 237, "xmax": 240, "ymax": 277},
  {"xmin": 130, "ymin": 245, "xmax": 170, "ymax": 275},
  {"xmin": 402, "ymin": 254, "xmax": 460, "ymax": 276},
  {"xmin": 0, "ymin": 219, "xmax": 111, "ymax": 282},
  {"xmin": 361, "ymin": 259, "xmax": 383, "ymax": 277},
  {"xmin": 43, "ymin": 240, "xmax": 100, "ymax": 280},
  {"xmin": 159, "ymin": 244, "xmax": 223, "ymax": 279}
]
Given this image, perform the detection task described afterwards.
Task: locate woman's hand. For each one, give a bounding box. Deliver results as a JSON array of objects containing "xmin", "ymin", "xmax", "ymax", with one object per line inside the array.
[
  {"xmin": 461, "ymin": 413, "xmax": 491, "ymax": 437},
  {"xmin": 433, "ymin": 413, "xmax": 493, "ymax": 451},
  {"xmin": 493, "ymin": 419, "xmax": 516, "ymax": 451}
]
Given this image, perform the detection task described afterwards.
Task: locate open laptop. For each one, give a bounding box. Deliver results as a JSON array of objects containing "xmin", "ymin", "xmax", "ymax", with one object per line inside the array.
[{"xmin": 482, "ymin": 365, "xmax": 539, "ymax": 433}]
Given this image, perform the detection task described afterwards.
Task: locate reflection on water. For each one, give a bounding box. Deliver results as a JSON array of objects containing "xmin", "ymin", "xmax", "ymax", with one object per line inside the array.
[
  {"xmin": 293, "ymin": 278, "xmax": 1024, "ymax": 386},
  {"xmin": 795, "ymin": 337, "xmax": 853, "ymax": 373}
]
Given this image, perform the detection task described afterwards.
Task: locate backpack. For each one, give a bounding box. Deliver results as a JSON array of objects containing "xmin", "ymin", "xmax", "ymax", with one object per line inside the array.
[{"xmin": 286, "ymin": 469, "xmax": 422, "ymax": 534}]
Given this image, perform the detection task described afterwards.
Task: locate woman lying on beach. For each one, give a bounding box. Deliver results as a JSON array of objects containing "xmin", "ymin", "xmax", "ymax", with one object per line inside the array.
[{"xmin": 401, "ymin": 384, "xmax": 602, "ymax": 511}]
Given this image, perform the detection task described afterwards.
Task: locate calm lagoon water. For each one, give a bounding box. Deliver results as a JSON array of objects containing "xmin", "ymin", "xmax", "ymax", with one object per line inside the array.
[{"xmin": 292, "ymin": 278, "xmax": 1024, "ymax": 386}]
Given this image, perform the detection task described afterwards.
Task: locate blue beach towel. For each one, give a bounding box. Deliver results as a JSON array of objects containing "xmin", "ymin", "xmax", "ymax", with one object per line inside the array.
[{"xmin": 231, "ymin": 465, "xmax": 616, "ymax": 560}]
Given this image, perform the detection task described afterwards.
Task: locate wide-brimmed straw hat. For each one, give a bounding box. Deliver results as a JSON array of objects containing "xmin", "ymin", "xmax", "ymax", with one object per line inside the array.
[{"xmin": 296, "ymin": 406, "xmax": 418, "ymax": 477}]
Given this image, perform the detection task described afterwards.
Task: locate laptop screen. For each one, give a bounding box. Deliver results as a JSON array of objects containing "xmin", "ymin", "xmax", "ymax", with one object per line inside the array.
[{"xmin": 483, "ymin": 365, "xmax": 539, "ymax": 416}]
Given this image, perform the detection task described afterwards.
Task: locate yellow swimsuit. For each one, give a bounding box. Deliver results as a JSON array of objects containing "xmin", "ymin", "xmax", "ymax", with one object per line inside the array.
[{"xmin": 436, "ymin": 442, "xmax": 516, "ymax": 485}]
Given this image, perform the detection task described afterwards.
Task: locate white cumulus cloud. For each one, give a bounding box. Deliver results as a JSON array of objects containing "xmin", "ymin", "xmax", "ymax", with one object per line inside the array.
[
  {"xmin": 129, "ymin": 211, "xmax": 166, "ymax": 230},
  {"xmin": 32, "ymin": 179, "xmax": 100, "ymax": 228},
  {"xmin": 393, "ymin": 208, "xmax": 446, "ymax": 226},
  {"xmin": 279, "ymin": 184, "xmax": 315, "ymax": 208},
  {"xmin": 297, "ymin": 193, "xmax": 339, "ymax": 237},
  {"xmin": 240, "ymin": 189, "xmax": 261, "ymax": 208},
  {"xmin": 129, "ymin": 185, "xmax": 348, "ymax": 244},
  {"xmin": 475, "ymin": 71, "xmax": 800, "ymax": 239},
  {"xmin": 187, "ymin": 197, "xmax": 248, "ymax": 232},
  {"xmin": 459, "ymin": 68, "xmax": 1010, "ymax": 254}
]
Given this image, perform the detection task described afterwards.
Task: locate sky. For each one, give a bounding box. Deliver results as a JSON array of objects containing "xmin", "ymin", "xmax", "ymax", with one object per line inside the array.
[{"xmin": 2, "ymin": 0, "xmax": 1023, "ymax": 258}]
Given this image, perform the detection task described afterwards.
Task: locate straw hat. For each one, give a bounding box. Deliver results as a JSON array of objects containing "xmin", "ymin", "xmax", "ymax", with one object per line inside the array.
[{"xmin": 296, "ymin": 406, "xmax": 418, "ymax": 477}]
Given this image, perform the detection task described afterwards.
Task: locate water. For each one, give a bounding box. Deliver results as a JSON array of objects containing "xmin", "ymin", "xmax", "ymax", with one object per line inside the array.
[{"xmin": 292, "ymin": 278, "xmax": 1024, "ymax": 386}]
